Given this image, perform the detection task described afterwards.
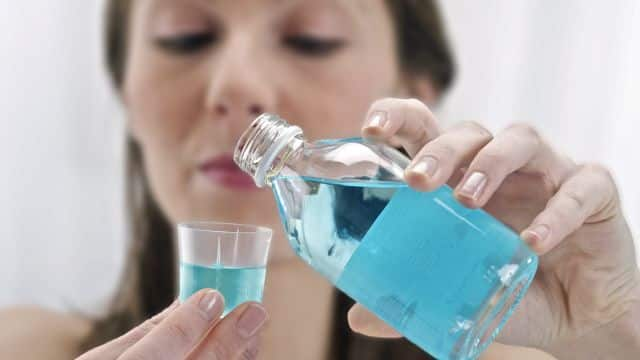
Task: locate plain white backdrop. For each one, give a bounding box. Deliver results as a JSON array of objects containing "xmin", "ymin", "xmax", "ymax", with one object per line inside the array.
[{"xmin": 1, "ymin": 1, "xmax": 638, "ymax": 314}]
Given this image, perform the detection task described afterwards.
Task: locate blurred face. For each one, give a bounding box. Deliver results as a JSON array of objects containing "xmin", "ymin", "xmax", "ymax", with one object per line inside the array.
[{"xmin": 124, "ymin": 0, "xmax": 403, "ymax": 262}]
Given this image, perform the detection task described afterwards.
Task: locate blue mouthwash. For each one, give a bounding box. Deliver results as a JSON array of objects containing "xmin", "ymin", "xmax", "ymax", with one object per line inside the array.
[{"xmin": 234, "ymin": 114, "xmax": 537, "ymax": 360}]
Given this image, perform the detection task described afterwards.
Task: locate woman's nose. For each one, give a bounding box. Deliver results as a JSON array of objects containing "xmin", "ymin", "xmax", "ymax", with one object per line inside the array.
[
  {"xmin": 206, "ymin": 73, "xmax": 274, "ymax": 126},
  {"xmin": 205, "ymin": 45, "xmax": 275, "ymax": 124},
  {"xmin": 213, "ymin": 102, "xmax": 264, "ymax": 118}
]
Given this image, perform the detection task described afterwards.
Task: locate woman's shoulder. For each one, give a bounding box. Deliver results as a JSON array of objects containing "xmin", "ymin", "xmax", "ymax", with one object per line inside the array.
[{"xmin": 0, "ymin": 305, "xmax": 92, "ymax": 360}]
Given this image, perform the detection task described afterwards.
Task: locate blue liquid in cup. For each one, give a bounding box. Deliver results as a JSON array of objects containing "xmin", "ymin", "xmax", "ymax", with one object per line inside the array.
[{"xmin": 179, "ymin": 262, "xmax": 267, "ymax": 316}]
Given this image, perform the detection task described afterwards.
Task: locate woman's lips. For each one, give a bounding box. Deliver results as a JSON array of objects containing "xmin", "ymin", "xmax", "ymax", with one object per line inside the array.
[{"xmin": 198, "ymin": 155, "xmax": 257, "ymax": 190}]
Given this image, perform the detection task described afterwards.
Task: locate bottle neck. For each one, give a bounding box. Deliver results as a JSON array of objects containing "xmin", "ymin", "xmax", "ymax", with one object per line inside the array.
[
  {"xmin": 264, "ymin": 136, "xmax": 305, "ymax": 185},
  {"xmin": 234, "ymin": 113, "xmax": 304, "ymax": 187}
]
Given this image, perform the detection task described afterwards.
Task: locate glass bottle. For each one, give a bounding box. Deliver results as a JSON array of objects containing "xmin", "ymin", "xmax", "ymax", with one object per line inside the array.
[{"xmin": 234, "ymin": 114, "xmax": 538, "ymax": 360}]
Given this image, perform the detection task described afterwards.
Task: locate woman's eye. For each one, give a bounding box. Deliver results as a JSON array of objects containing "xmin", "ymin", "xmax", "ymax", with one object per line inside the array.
[
  {"xmin": 284, "ymin": 35, "xmax": 345, "ymax": 57},
  {"xmin": 154, "ymin": 33, "xmax": 216, "ymax": 54}
]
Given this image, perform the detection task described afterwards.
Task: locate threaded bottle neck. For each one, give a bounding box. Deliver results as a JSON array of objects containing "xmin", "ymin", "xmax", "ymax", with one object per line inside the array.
[{"xmin": 234, "ymin": 113, "xmax": 303, "ymax": 187}]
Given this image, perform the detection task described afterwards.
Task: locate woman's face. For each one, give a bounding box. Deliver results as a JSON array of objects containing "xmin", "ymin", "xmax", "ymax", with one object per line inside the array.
[{"xmin": 124, "ymin": 0, "xmax": 413, "ymax": 262}]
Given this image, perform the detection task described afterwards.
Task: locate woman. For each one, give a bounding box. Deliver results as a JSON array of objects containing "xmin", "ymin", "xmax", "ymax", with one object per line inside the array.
[{"xmin": 1, "ymin": 0, "xmax": 638, "ymax": 359}]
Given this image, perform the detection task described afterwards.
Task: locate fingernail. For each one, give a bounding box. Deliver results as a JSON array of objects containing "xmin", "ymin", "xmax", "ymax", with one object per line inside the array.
[
  {"xmin": 366, "ymin": 111, "xmax": 387, "ymax": 129},
  {"xmin": 523, "ymin": 224, "xmax": 550, "ymax": 246},
  {"xmin": 198, "ymin": 290, "xmax": 221, "ymax": 321},
  {"xmin": 408, "ymin": 156, "xmax": 438, "ymax": 178},
  {"xmin": 237, "ymin": 304, "xmax": 268, "ymax": 338},
  {"xmin": 458, "ymin": 172, "xmax": 487, "ymax": 201}
]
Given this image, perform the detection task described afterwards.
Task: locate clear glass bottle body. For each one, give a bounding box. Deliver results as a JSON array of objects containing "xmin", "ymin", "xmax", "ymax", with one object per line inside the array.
[{"xmin": 235, "ymin": 114, "xmax": 538, "ymax": 360}]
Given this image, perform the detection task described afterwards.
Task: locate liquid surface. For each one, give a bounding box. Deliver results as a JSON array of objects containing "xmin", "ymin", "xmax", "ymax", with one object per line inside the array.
[
  {"xmin": 272, "ymin": 176, "xmax": 537, "ymax": 359},
  {"xmin": 179, "ymin": 262, "xmax": 266, "ymax": 315}
]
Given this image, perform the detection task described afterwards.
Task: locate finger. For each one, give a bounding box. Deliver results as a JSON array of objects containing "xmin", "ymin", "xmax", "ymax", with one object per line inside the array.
[
  {"xmin": 120, "ymin": 289, "xmax": 224, "ymax": 360},
  {"xmin": 405, "ymin": 121, "xmax": 493, "ymax": 191},
  {"xmin": 361, "ymin": 98, "xmax": 441, "ymax": 157},
  {"xmin": 77, "ymin": 301, "xmax": 180, "ymax": 360},
  {"xmin": 521, "ymin": 164, "xmax": 618, "ymax": 255},
  {"xmin": 453, "ymin": 123, "xmax": 573, "ymax": 208},
  {"xmin": 190, "ymin": 302, "xmax": 268, "ymax": 360},
  {"xmin": 347, "ymin": 303, "xmax": 402, "ymax": 338}
]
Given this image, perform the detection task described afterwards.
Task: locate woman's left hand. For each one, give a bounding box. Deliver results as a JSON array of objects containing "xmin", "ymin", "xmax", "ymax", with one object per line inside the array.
[{"xmin": 349, "ymin": 98, "xmax": 640, "ymax": 359}]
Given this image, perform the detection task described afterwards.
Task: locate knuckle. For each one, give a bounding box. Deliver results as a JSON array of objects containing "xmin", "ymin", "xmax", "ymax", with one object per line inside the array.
[
  {"xmin": 506, "ymin": 122, "xmax": 542, "ymax": 145},
  {"xmin": 206, "ymin": 339, "xmax": 233, "ymax": 360},
  {"xmin": 122, "ymin": 351, "xmax": 153, "ymax": 360},
  {"xmin": 408, "ymin": 128, "xmax": 430, "ymax": 147},
  {"xmin": 461, "ymin": 121, "xmax": 493, "ymax": 140},
  {"xmin": 404, "ymin": 97, "xmax": 427, "ymax": 109},
  {"xmin": 476, "ymin": 148, "xmax": 509, "ymax": 171},
  {"xmin": 165, "ymin": 322, "xmax": 195, "ymax": 348},
  {"xmin": 124, "ymin": 321, "xmax": 155, "ymax": 344},
  {"xmin": 241, "ymin": 346, "xmax": 259, "ymax": 360},
  {"xmin": 148, "ymin": 313, "xmax": 166, "ymax": 327},
  {"xmin": 579, "ymin": 162, "xmax": 619, "ymax": 209},
  {"xmin": 507, "ymin": 122, "xmax": 539, "ymax": 136},
  {"xmin": 137, "ymin": 319, "xmax": 156, "ymax": 334},
  {"xmin": 582, "ymin": 162, "xmax": 613, "ymax": 182},
  {"xmin": 403, "ymin": 98, "xmax": 432, "ymax": 118},
  {"xmin": 399, "ymin": 98, "xmax": 427, "ymax": 110},
  {"xmin": 559, "ymin": 153, "xmax": 578, "ymax": 169},
  {"xmin": 428, "ymin": 140, "xmax": 457, "ymax": 159},
  {"xmin": 370, "ymin": 97, "xmax": 398, "ymax": 111},
  {"xmin": 561, "ymin": 189, "xmax": 586, "ymax": 211},
  {"xmin": 539, "ymin": 170, "xmax": 562, "ymax": 196},
  {"xmin": 548, "ymin": 206, "xmax": 577, "ymax": 230}
]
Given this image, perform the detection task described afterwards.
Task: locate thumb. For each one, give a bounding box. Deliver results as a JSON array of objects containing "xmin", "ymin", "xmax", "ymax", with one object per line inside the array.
[{"xmin": 347, "ymin": 303, "xmax": 402, "ymax": 338}]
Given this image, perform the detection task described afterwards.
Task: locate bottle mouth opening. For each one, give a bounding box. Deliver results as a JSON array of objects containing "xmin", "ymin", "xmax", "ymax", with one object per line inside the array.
[{"xmin": 234, "ymin": 113, "xmax": 302, "ymax": 187}]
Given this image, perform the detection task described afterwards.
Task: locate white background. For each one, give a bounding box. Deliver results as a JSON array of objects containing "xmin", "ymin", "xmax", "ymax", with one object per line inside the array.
[{"xmin": 1, "ymin": 1, "xmax": 638, "ymax": 314}]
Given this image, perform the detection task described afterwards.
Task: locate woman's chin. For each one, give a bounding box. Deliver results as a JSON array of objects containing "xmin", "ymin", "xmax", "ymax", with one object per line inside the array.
[{"xmin": 186, "ymin": 183, "xmax": 275, "ymax": 217}]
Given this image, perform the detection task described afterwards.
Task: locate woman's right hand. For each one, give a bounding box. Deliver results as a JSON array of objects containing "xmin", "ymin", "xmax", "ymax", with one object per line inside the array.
[
  {"xmin": 351, "ymin": 98, "xmax": 640, "ymax": 358},
  {"xmin": 76, "ymin": 289, "xmax": 268, "ymax": 360}
]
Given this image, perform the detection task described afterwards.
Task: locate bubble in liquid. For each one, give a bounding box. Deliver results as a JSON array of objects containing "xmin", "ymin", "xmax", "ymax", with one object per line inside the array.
[
  {"xmin": 450, "ymin": 316, "xmax": 474, "ymax": 334},
  {"xmin": 497, "ymin": 264, "xmax": 518, "ymax": 286}
]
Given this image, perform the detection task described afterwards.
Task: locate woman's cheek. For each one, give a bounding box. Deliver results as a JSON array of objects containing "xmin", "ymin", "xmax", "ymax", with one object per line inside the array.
[
  {"xmin": 125, "ymin": 89, "xmax": 200, "ymax": 222},
  {"xmin": 140, "ymin": 141, "xmax": 192, "ymax": 223},
  {"xmin": 285, "ymin": 74, "xmax": 385, "ymax": 139}
]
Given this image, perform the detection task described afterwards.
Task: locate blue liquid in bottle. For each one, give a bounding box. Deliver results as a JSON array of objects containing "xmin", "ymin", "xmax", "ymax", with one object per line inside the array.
[
  {"xmin": 179, "ymin": 263, "xmax": 266, "ymax": 316},
  {"xmin": 235, "ymin": 114, "xmax": 538, "ymax": 360},
  {"xmin": 272, "ymin": 176, "xmax": 536, "ymax": 359}
]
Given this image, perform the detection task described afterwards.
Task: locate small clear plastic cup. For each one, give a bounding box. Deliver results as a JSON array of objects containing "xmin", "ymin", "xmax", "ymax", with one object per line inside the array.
[{"xmin": 178, "ymin": 221, "xmax": 272, "ymax": 315}]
